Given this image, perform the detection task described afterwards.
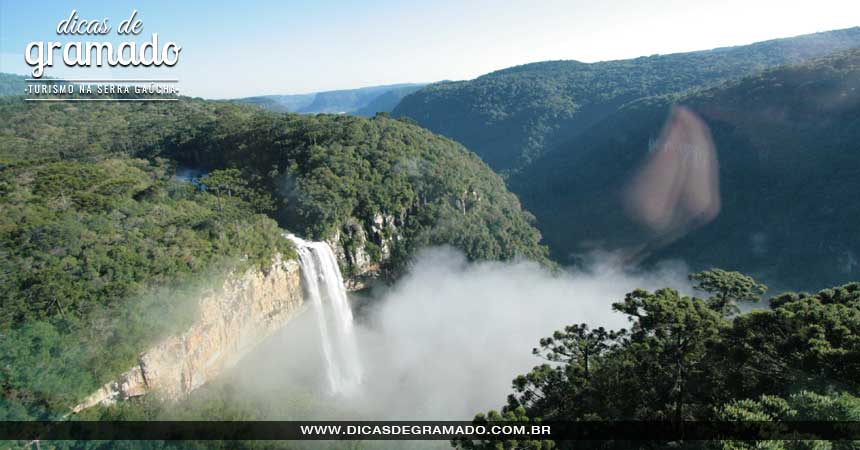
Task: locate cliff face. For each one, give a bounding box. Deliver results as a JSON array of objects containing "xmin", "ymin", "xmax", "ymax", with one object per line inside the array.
[
  {"xmin": 329, "ymin": 211, "xmax": 403, "ymax": 290},
  {"xmin": 72, "ymin": 254, "xmax": 304, "ymax": 413}
]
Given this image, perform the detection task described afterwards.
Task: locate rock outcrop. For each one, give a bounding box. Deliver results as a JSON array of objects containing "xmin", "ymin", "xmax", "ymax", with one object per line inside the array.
[
  {"xmin": 328, "ymin": 212, "xmax": 403, "ymax": 290},
  {"xmin": 71, "ymin": 254, "xmax": 304, "ymax": 413}
]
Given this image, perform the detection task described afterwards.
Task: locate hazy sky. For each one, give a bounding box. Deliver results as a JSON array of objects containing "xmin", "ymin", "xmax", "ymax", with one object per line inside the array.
[{"xmin": 1, "ymin": 0, "xmax": 858, "ymax": 98}]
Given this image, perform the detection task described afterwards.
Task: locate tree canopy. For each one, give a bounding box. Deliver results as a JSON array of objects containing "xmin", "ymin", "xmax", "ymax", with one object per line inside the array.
[
  {"xmin": 394, "ymin": 27, "xmax": 860, "ymax": 174},
  {"xmin": 0, "ymin": 94, "xmax": 549, "ymax": 421},
  {"xmin": 511, "ymin": 48, "xmax": 860, "ymax": 292},
  {"xmin": 457, "ymin": 277, "xmax": 860, "ymax": 449}
]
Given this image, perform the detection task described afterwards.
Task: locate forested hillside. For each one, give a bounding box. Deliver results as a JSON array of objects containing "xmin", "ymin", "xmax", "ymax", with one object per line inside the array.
[
  {"xmin": 2, "ymin": 98, "xmax": 547, "ymax": 268},
  {"xmin": 0, "ymin": 155, "xmax": 291, "ymax": 419},
  {"xmin": 393, "ymin": 27, "xmax": 860, "ymax": 174},
  {"xmin": 167, "ymin": 108, "xmax": 549, "ymax": 272},
  {"xmin": 512, "ymin": 49, "xmax": 860, "ymax": 291},
  {"xmin": 0, "ymin": 97, "xmax": 547, "ymax": 419},
  {"xmin": 234, "ymin": 83, "xmax": 425, "ymax": 116},
  {"xmin": 352, "ymin": 85, "xmax": 428, "ymax": 116},
  {"xmin": 459, "ymin": 271, "xmax": 860, "ymax": 450}
]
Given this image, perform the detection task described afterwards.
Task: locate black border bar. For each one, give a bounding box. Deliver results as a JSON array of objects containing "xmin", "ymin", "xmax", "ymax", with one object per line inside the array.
[{"xmin": 2, "ymin": 421, "xmax": 860, "ymax": 441}]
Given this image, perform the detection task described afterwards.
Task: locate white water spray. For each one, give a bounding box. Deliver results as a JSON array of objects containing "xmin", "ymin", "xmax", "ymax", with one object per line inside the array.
[{"xmin": 286, "ymin": 234, "xmax": 363, "ymax": 395}]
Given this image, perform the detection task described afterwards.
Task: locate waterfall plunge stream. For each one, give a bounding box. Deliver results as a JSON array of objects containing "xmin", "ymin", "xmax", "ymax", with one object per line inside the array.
[{"xmin": 286, "ymin": 234, "xmax": 363, "ymax": 395}]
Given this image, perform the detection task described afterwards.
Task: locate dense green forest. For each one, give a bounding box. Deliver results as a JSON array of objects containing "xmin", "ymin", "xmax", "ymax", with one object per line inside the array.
[
  {"xmin": 0, "ymin": 155, "xmax": 291, "ymax": 419},
  {"xmin": 163, "ymin": 109, "xmax": 548, "ymax": 268},
  {"xmin": 2, "ymin": 24, "xmax": 859, "ymax": 449},
  {"xmin": 0, "ymin": 95, "xmax": 548, "ymax": 420},
  {"xmin": 511, "ymin": 48, "xmax": 860, "ymax": 291},
  {"xmin": 457, "ymin": 270, "xmax": 860, "ymax": 450},
  {"xmin": 393, "ymin": 27, "xmax": 860, "ymax": 174},
  {"xmin": 0, "ymin": 97, "xmax": 548, "ymax": 270}
]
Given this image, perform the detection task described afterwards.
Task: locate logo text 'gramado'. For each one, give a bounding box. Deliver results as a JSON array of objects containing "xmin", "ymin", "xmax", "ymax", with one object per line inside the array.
[{"xmin": 25, "ymin": 10, "xmax": 181, "ymax": 78}]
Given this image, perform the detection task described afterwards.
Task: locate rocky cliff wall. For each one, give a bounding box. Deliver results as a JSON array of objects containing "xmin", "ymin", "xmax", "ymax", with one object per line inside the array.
[
  {"xmin": 329, "ymin": 212, "xmax": 404, "ymax": 290},
  {"xmin": 71, "ymin": 254, "xmax": 304, "ymax": 413}
]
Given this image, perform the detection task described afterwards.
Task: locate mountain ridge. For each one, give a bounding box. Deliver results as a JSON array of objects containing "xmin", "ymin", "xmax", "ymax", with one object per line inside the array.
[
  {"xmin": 393, "ymin": 26, "xmax": 860, "ymax": 174},
  {"xmin": 511, "ymin": 48, "xmax": 860, "ymax": 291},
  {"xmin": 233, "ymin": 82, "xmax": 426, "ymax": 116}
]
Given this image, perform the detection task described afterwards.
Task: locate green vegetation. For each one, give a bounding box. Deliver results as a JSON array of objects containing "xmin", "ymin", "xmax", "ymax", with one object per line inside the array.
[
  {"xmin": 3, "ymin": 26, "xmax": 858, "ymax": 449},
  {"xmin": 392, "ymin": 29, "xmax": 860, "ymax": 292},
  {"xmin": 512, "ymin": 48, "xmax": 860, "ymax": 291},
  {"xmin": 0, "ymin": 97, "xmax": 548, "ymax": 273},
  {"xmin": 457, "ymin": 270, "xmax": 860, "ymax": 449},
  {"xmin": 0, "ymin": 155, "xmax": 290, "ymax": 419},
  {"xmin": 353, "ymin": 84, "xmax": 429, "ymax": 117},
  {"xmin": 690, "ymin": 269, "xmax": 767, "ymax": 316},
  {"xmin": 0, "ymin": 92, "xmax": 547, "ymax": 420},
  {"xmin": 160, "ymin": 110, "xmax": 549, "ymax": 270},
  {"xmin": 394, "ymin": 27, "xmax": 860, "ymax": 174}
]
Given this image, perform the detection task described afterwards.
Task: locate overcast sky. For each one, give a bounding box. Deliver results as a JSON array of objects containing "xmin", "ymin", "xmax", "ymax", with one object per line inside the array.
[{"xmin": 1, "ymin": 0, "xmax": 858, "ymax": 98}]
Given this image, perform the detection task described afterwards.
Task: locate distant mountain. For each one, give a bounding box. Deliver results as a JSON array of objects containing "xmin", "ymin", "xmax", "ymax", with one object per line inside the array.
[
  {"xmin": 0, "ymin": 73, "xmax": 27, "ymax": 96},
  {"xmin": 511, "ymin": 49, "xmax": 860, "ymax": 291},
  {"xmin": 352, "ymin": 84, "xmax": 430, "ymax": 117},
  {"xmin": 235, "ymin": 93, "xmax": 315, "ymax": 113},
  {"xmin": 393, "ymin": 27, "xmax": 860, "ymax": 174},
  {"xmin": 235, "ymin": 83, "xmax": 425, "ymax": 116}
]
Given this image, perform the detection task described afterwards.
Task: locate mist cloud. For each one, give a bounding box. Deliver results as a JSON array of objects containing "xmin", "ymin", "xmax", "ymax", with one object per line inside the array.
[{"xmin": 229, "ymin": 247, "xmax": 691, "ymax": 422}]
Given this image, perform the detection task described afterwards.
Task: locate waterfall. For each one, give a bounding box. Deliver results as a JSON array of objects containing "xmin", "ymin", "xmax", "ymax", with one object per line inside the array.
[{"xmin": 286, "ymin": 234, "xmax": 363, "ymax": 395}]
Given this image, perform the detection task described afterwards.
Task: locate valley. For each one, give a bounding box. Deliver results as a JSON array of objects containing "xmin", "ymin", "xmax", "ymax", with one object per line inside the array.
[
  {"xmin": 2, "ymin": 15, "xmax": 860, "ymax": 450},
  {"xmin": 393, "ymin": 28, "xmax": 860, "ymax": 292}
]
